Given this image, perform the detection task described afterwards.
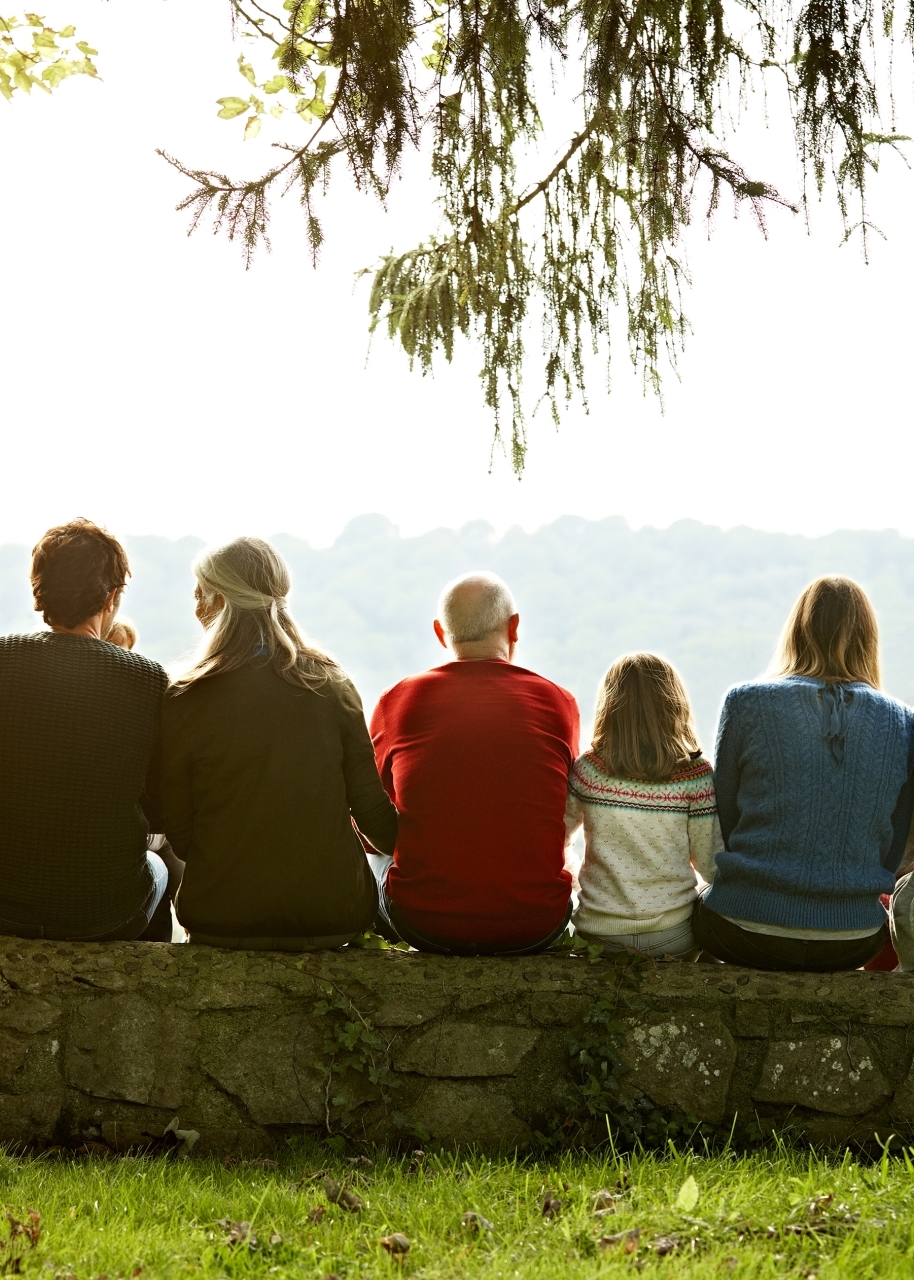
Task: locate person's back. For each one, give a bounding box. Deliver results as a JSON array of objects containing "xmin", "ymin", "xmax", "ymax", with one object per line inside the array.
[
  {"xmin": 162, "ymin": 662, "xmax": 391, "ymax": 941},
  {"xmin": 708, "ymin": 675, "xmax": 913, "ymax": 929},
  {"xmin": 0, "ymin": 521, "xmax": 167, "ymax": 940},
  {"xmin": 159, "ymin": 536, "xmax": 397, "ymax": 950},
  {"xmin": 371, "ymin": 572, "xmax": 579, "ymax": 953},
  {"xmin": 695, "ymin": 576, "xmax": 914, "ymax": 972},
  {"xmin": 566, "ymin": 652, "xmax": 722, "ymax": 959}
]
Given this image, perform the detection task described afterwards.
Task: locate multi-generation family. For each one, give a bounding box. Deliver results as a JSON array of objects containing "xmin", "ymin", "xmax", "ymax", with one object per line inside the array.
[{"xmin": 1, "ymin": 517, "xmax": 912, "ymax": 975}]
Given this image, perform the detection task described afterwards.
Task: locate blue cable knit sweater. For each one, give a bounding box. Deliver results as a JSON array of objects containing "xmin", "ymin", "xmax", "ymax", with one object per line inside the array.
[{"xmin": 706, "ymin": 676, "xmax": 914, "ymax": 931}]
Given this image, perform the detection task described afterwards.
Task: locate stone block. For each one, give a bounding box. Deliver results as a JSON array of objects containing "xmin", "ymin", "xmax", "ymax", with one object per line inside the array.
[
  {"xmin": 0, "ymin": 1034, "xmax": 28, "ymax": 1087},
  {"xmin": 887, "ymin": 1057, "xmax": 914, "ymax": 1119},
  {"xmin": 0, "ymin": 997, "xmax": 60, "ymax": 1035},
  {"xmin": 753, "ymin": 1036, "xmax": 891, "ymax": 1115},
  {"xmin": 65, "ymin": 995, "xmax": 197, "ymax": 1108},
  {"xmin": 393, "ymin": 1022, "xmax": 540, "ymax": 1077},
  {"xmin": 0, "ymin": 1089, "xmax": 62, "ymax": 1143},
  {"xmin": 409, "ymin": 1080, "xmax": 533, "ymax": 1148},
  {"xmin": 619, "ymin": 1013, "xmax": 736, "ymax": 1123},
  {"xmin": 203, "ymin": 1014, "xmax": 325, "ymax": 1125},
  {"xmin": 371, "ymin": 995, "xmax": 450, "ymax": 1027}
]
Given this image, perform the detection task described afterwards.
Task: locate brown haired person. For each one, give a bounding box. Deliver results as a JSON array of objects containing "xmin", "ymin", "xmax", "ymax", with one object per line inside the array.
[
  {"xmin": 564, "ymin": 653, "xmax": 722, "ymax": 959},
  {"xmin": 158, "ymin": 536, "xmax": 397, "ymax": 950},
  {"xmin": 695, "ymin": 576, "xmax": 914, "ymax": 972},
  {"xmin": 0, "ymin": 519, "xmax": 171, "ymax": 941}
]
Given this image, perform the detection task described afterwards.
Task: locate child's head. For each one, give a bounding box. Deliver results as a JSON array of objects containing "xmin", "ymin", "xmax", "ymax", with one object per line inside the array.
[
  {"xmin": 593, "ymin": 652, "xmax": 699, "ymax": 782},
  {"xmin": 107, "ymin": 619, "xmax": 138, "ymax": 650}
]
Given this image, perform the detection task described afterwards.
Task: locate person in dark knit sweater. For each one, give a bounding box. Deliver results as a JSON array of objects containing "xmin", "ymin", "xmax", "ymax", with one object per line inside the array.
[
  {"xmin": 694, "ymin": 576, "xmax": 914, "ymax": 972},
  {"xmin": 158, "ymin": 536, "xmax": 397, "ymax": 950},
  {"xmin": 370, "ymin": 572, "xmax": 579, "ymax": 955},
  {"xmin": 0, "ymin": 520, "xmax": 170, "ymax": 941}
]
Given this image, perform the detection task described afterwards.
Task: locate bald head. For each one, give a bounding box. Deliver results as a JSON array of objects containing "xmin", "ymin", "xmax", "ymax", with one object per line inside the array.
[{"xmin": 434, "ymin": 572, "xmax": 519, "ymax": 661}]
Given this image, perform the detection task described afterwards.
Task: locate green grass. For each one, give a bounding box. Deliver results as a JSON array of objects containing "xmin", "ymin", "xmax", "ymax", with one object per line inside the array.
[{"xmin": 2, "ymin": 1142, "xmax": 914, "ymax": 1279}]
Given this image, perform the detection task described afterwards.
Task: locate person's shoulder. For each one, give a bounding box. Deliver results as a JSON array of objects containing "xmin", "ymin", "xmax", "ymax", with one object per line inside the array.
[
  {"xmin": 106, "ymin": 644, "xmax": 167, "ymax": 689},
  {"xmin": 508, "ymin": 664, "xmax": 577, "ymax": 706},
  {"xmin": 0, "ymin": 631, "xmax": 43, "ymax": 652},
  {"xmin": 670, "ymin": 754, "xmax": 714, "ymax": 783},
  {"xmin": 378, "ymin": 666, "xmax": 450, "ymax": 702}
]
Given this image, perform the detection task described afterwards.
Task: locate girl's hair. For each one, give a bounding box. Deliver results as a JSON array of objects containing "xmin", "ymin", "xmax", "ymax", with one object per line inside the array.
[
  {"xmin": 773, "ymin": 575, "xmax": 880, "ymax": 688},
  {"xmin": 171, "ymin": 536, "xmax": 343, "ymax": 694},
  {"xmin": 592, "ymin": 652, "xmax": 700, "ymax": 782},
  {"xmin": 107, "ymin": 619, "xmax": 138, "ymax": 650}
]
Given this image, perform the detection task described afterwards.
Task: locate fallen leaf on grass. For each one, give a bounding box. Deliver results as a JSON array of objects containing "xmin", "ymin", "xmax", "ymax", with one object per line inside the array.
[
  {"xmin": 217, "ymin": 1219, "xmax": 257, "ymax": 1249},
  {"xmin": 380, "ymin": 1233, "xmax": 411, "ymax": 1259},
  {"xmin": 323, "ymin": 1177, "xmax": 363, "ymax": 1212},
  {"xmin": 591, "ymin": 1190, "xmax": 622, "ymax": 1211},
  {"xmin": 651, "ymin": 1234, "xmax": 680, "ymax": 1256},
  {"xmin": 348, "ymin": 1155, "xmax": 373, "ymax": 1168},
  {"xmin": 407, "ymin": 1150, "xmax": 425, "ymax": 1175},
  {"xmin": 6, "ymin": 1211, "xmax": 40, "ymax": 1247},
  {"xmin": 542, "ymin": 1192, "xmax": 562, "ymax": 1219},
  {"xmin": 599, "ymin": 1227, "xmax": 640, "ymax": 1254},
  {"xmin": 223, "ymin": 1156, "xmax": 279, "ymax": 1171},
  {"xmin": 674, "ymin": 1176, "xmax": 700, "ymax": 1213},
  {"xmin": 462, "ymin": 1211, "xmax": 494, "ymax": 1233},
  {"xmin": 308, "ymin": 1206, "xmax": 327, "ymax": 1225}
]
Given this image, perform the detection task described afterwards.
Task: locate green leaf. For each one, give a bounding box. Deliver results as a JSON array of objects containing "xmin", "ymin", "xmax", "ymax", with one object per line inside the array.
[
  {"xmin": 75, "ymin": 40, "xmax": 97, "ymax": 55},
  {"xmin": 237, "ymin": 54, "xmax": 256, "ymax": 85},
  {"xmin": 309, "ymin": 98, "xmax": 327, "ymax": 117},
  {"xmin": 58, "ymin": 25, "xmax": 75, "ymax": 37},
  {"xmin": 263, "ymin": 74, "xmax": 286, "ymax": 93},
  {"xmin": 675, "ymin": 1176, "xmax": 699, "ymax": 1212},
  {"xmin": 243, "ymin": 113, "xmax": 261, "ymax": 140},
  {"xmin": 295, "ymin": 96, "xmax": 313, "ymax": 120},
  {"xmin": 216, "ymin": 95, "xmax": 250, "ymax": 119},
  {"xmin": 32, "ymin": 29, "xmax": 57, "ymax": 48},
  {"xmin": 269, "ymin": 103, "xmax": 284, "ymax": 119},
  {"xmin": 314, "ymin": 69, "xmax": 326, "ymax": 96}
]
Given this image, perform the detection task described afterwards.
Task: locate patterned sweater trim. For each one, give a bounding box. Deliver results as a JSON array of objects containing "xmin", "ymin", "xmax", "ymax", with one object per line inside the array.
[{"xmin": 570, "ymin": 751, "xmax": 716, "ymax": 815}]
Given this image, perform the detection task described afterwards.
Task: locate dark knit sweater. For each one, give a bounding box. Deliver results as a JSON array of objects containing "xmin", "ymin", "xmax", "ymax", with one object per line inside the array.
[
  {"xmin": 0, "ymin": 632, "xmax": 168, "ymax": 935},
  {"xmin": 707, "ymin": 676, "xmax": 914, "ymax": 931},
  {"xmin": 158, "ymin": 660, "xmax": 397, "ymax": 938}
]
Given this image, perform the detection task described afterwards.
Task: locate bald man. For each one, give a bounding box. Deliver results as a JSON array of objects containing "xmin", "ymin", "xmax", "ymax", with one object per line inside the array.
[{"xmin": 369, "ymin": 572, "xmax": 579, "ymax": 955}]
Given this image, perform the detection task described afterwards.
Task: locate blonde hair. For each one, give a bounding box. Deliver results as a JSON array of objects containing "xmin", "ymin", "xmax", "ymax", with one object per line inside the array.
[
  {"xmin": 171, "ymin": 536, "xmax": 343, "ymax": 694},
  {"xmin": 107, "ymin": 619, "xmax": 138, "ymax": 650},
  {"xmin": 773, "ymin": 575, "xmax": 880, "ymax": 688},
  {"xmin": 592, "ymin": 652, "xmax": 700, "ymax": 783}
]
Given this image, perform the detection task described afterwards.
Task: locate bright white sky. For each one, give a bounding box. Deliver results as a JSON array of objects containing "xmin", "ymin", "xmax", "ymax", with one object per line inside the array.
[{"xmin": 1, "ymin": 0, "xmax": 912, "ymax": 548}]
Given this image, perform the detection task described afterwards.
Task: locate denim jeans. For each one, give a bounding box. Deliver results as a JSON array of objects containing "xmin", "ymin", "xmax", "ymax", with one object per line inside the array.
[
  {"xmin": 575, "ymin": 915, "xmax": 700, "ymax": 960},
  {"xmin": 691, "ymin": 887, "xmax": 887, "ymax": 972},
  {"xmin": 0, "ymin": 852, "xmax": 169, "ymax": 943},
  {"xmin": 368, "ymin": 852, "xmax": 572, "ymax": 956}
]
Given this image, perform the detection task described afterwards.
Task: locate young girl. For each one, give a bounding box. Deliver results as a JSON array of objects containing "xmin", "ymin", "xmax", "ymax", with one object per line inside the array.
[{"xmin": 565, "ymin": 652, "xmax": 722, "ymax": 959}]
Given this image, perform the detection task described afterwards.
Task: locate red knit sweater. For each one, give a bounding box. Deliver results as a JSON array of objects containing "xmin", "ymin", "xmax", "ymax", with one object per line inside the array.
[{"xmin": 370, "ymin": 660, "xmax": 579, "ymax": 943}]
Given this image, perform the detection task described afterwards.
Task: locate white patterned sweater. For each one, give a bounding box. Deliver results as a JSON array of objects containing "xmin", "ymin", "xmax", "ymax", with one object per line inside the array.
[{"xmin": 564, "ymin": 752, "xmax": 724, "ymax": 937}]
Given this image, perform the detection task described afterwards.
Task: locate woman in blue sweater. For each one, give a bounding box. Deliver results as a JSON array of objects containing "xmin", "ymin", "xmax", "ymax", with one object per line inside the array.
[{"xmin": 694, "ymin": 576, "xmax": 914, "ymax": 971}]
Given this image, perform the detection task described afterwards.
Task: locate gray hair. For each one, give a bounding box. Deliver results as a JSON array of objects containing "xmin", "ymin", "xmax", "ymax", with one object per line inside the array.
[{"xmin": 438, "ymin": 572, "xmax": 517, "ymax": 643}]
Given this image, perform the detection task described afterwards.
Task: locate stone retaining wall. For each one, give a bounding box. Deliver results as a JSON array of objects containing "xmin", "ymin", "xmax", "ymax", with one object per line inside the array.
[{"xmin": 2, "ymin": 940, "xmax": 914, "ymax": 1152}]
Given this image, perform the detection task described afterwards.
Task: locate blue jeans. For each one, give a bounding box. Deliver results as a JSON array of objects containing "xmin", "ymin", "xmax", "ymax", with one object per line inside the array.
[
  {"xmin": 0, "ymin": 852, "xmax": 169, "ymax": 943},
  {"xmin": 368, "ymin": 853, "xmax": 572, "ymax": 956}
]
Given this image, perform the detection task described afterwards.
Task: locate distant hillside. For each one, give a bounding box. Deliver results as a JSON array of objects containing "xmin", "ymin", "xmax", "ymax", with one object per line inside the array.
[{"xmin": 4, "ymin": 517, "xmax": 914, "ymax": 750}]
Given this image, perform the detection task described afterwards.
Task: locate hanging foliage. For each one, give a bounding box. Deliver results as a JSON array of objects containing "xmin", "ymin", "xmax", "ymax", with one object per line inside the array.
[
  {"xmin": 0, "ymin": 12, "xmax": 98, "ymax": 100},
  {"xmin": 164, "ymin": 0, "xmax": 911, "ymax": 470}
]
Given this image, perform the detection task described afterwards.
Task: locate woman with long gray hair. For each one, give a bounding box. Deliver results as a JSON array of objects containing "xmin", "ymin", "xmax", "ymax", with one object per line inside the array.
[{"xmin": 158, "ymin": 536, "xmax": 397, "ymax": 949}]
